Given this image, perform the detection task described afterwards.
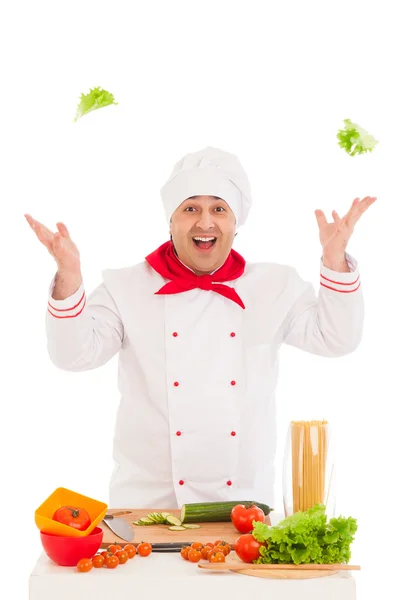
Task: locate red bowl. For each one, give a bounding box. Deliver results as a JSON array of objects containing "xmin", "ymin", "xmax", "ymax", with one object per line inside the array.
[{"xmin": 40, "ymin": 526, "xmax": 103, "ymax": 566}]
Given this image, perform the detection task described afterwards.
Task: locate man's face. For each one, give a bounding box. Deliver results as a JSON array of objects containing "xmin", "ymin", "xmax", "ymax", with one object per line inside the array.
[{"xmin": 170, "ymin": 195, "xmax": 236, "ymax": 274}]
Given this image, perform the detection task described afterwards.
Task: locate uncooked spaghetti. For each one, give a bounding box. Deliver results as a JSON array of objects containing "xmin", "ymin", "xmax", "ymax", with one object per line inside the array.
[{"xmin": 291, "ymin": 420, "xmax": 328, "ymax": 513}]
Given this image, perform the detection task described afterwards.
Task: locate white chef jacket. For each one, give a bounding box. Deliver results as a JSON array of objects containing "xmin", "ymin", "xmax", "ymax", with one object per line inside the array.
[{"xmin": 45, "ymin": 252, "xmax": 363, "ymax": 509}]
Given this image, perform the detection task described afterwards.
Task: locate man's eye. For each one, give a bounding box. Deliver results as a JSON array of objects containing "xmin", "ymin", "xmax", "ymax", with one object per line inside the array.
[
  {"xmin": 215, "ymin": 207, "xmax": 225, "ymax": 212},
  {"xmin": 184, "ymin": 207, "xmax": 196, "ymax": 212}
]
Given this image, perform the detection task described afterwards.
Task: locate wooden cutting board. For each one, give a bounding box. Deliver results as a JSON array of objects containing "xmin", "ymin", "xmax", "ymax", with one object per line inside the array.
[{"xmin": 99, "ymin": 508, "xmax": 271, "ymax": 548}]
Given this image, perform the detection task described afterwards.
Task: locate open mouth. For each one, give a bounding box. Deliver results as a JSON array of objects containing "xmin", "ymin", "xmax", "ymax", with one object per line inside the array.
[{"xmin": 192, "ymin": 236, "xmax": 217, "ymax": 251}]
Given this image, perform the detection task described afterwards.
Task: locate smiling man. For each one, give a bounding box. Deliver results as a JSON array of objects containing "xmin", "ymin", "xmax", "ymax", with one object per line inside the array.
[{"xmin": 25, "ymin": 146, "xmax": 376, "ymax": 509}]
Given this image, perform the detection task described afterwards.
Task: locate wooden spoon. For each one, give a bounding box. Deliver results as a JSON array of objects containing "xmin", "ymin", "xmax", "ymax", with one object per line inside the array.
[{"xmin": 198, "ymin": 562, "xmax": 360, "ymax": 571}]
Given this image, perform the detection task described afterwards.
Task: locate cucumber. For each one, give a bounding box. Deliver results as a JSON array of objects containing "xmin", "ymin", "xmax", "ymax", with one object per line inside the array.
[
  {"xmin": 183, "ymin": 524, "xmax": 200, "ymax": 529},
  {"xmin": 168, "ymin": 525, "xmax": 186, "ymax": 531},
  {"xmin": 165, "ymin": 514, "xmax": 182, "ymax": 527},
  {"xmin": 180, "ymin": 501, "xmax": 273, "ymax": 523}
]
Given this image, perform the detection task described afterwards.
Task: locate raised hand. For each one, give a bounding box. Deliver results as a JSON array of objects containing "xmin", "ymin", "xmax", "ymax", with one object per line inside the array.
[
  {"xmin": 24, "ymin": 214, "xmax": 82, "ymax": 276},
  {"xmin": 314, "ymin": 196, "xmax": 377, "ymax": 270}
]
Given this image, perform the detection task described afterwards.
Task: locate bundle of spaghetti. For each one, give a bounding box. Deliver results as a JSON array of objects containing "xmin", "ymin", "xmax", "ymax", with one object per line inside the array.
[{"xmin": 291, "ymin": 420, "xmax": 328, "ymax": 513}]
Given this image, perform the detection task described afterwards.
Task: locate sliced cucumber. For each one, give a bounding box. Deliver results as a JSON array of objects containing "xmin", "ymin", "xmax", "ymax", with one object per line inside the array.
[
  {"xmin": 182, "ymin": 524, "xmax": 201, "ymax": 529},
  {"xmin": 168, "ymin": 525, "xmax": 186, "ymax": 531},
  {"xmin": 165, "ymin": 514, "xmax": 182, "ymax": 527}
]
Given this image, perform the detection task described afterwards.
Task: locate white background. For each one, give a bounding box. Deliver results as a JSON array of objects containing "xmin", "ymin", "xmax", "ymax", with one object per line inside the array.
[{"xmin": 0, "ymin": 1, "xmax": 397, "ymax": 598}]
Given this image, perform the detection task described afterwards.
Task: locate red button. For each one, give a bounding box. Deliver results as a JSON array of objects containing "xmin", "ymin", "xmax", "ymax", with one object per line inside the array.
[
  {"xmin": 231, "ymin": 380, "xmax": 236, "ymax": 386},
  {"xmin": 176, "ymin": 431, "xmax": 182, "ymax": 436},
  {"xmin": 179, "ymin": 480, "xmax": 184, "ymax": 485},
  {"xmin": 230, "ymin": 332, "xmax": 236, "ymax": 337},
  {"xmin": 173, "ymin": 332, "xmax": 178, "ymax": 337},
  {"xmin": 174, "ymin": 381, "xmax": 179, "ymax": 387},
  {"xmin": 231, "ymin": 431, "xmax": 236, "ymax": 436},
  {"xmin": 226, "ymin": 480, "xmax": 232, "ymax": 486}
]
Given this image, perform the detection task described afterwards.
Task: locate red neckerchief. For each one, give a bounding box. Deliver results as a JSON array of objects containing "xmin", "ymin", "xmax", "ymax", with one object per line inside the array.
[{"xmin": 145, "ymin": 241, "xmax": 246, "ymax": 309}]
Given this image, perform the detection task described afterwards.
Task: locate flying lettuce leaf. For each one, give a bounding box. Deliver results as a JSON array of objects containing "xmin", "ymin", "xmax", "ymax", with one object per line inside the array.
[
  {"xmin": 252, "ymin": 503, "xmax": 357, "ymax": 565},
  {"xmin": 337, "ymin": 118, "xmax": 378, "ymax": 156},
  {"xmin": 74, "ymin": 87, "xmax": 118, "ymax": 122}
]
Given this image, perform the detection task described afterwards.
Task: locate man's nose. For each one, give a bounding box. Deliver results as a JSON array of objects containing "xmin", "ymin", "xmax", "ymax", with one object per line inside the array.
[{"xmin": 196, "ymin": 211, "xmax": 215, "ymax": 229}]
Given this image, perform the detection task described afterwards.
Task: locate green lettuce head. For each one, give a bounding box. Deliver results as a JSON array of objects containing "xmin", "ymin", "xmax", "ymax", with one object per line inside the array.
[
  {"xmin": 337, "ymin": 118, "xmax": 378, "ymax": 156},
  {"xmin": 74, "ymin": 87, "xmax": 118, "ymax": 122}
]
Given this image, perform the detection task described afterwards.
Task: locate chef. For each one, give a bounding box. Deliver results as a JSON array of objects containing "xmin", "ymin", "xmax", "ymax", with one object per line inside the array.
[{"xmin": 24, "ymin": 146, "xmax": 376, "ymax": 509}]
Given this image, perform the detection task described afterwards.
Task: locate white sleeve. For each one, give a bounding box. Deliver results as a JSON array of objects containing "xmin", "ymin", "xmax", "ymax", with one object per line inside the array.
[
  {"xmin": 282, "ymin": 253, "xmax": 364, "ymax": 357},
  {"xmin": 45, "ymin": 272, "xmax": 124, "ymax": 371}
]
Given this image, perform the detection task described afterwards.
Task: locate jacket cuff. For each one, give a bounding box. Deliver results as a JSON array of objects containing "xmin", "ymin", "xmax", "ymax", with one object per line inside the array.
[
  {"xmin": 319, "ymin": 253, "xmax": 361, "ymax": 293},
  {"xmin": 47, "ymin": 274, "xmax": 86, "ymax": 319}
]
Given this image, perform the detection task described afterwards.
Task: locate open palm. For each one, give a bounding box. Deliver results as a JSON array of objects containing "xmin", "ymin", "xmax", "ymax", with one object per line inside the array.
[{"xmin": 315, "ymin": 196, "xmax": 377, "ymax": 258}]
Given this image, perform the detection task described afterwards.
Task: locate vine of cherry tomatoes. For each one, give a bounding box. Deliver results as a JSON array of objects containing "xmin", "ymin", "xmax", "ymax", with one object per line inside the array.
[{"xmin": 76, "ymin": 542, "xmax": 151, "ymax": 572}]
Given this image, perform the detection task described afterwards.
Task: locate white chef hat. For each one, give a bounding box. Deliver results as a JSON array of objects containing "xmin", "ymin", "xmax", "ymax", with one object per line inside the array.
[{"xmin": 160, "ymin": 146, "xmax": 252, "ymax": 228}]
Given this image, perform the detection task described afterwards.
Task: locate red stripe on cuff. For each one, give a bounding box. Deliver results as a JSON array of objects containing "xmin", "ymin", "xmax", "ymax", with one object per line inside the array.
[
  {"xmin": 320, "ymin": 273, "xmax": 360, "ymax": 286},
  {"xmin": 320, "ymin": 282, "xmax": 361, "ymax": 294},
  {"xmin": 48, "ymin": 291, "xmax": 85, "ymax": 312},
  {"xmin": 48, "ymin": 297, "xmax": 87, "ymax": 318}
]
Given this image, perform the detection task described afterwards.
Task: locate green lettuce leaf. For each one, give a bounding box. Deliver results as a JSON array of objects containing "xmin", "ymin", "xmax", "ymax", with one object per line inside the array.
[
  {"xmin": 337, "ymin": 118, "xmax": 378, "ymax": 156},
  {"xmin": 252, "ymin": 504, "xmax": 357, "ymax": 565},
  {"xmin": 74, "ymin": 87, "xmax": 118, "ymax": 122}
]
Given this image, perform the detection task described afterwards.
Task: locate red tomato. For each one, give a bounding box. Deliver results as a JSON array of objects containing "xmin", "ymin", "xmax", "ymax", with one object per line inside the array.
[
  {"xmin": 124, "ymin": 544, "xmax": 136, "ymax": 559},
  {"xmin": 53, "ymin": 506, "xmax": 91, "ymax": 531},
  {"xmin": 234, "ymin": 534, "xmax": 266, "ymax": 563},
  {"xmin": 187, "ymin": 548, "xmax": 202, "ymax": 563},
  {"xmin": 137, "ymin": 542, "xmax": 152, "ymax": 557},
  {"xmin": 107, "ymin": 544, "xmax": 122, "ymax": 554},
  {"xmin": 191, "ymin": 542, "xmax": 204, "ymax": 551},
  {"xmin": 180, "ymin": 546, "xmax": 190, "ymax": 560},
  {"xmin": 77, "ymin": 558, "xmax": 93, "ymax": 572},
  {"xmin": 115, "ymin": 550, "xmax": 129, "ymax": 564},
  {"xmin": 92, "ymin": 555, "xmax": 105, "ymax": 568},
  {"xmin": 105, "ymin": 554, "xmax": 119, "ymax": 569},
  {"xmin": 209, "ymin": 551, "xmax": 225, "ymax": 563},
  {"xmin": 230, "ymin": 504, "xmax": 265, "ymax": 533},
  {"xmin": 201, "ymin": 545, "xmax": 213, "ymax": 559},
  {"xmin": 101, "ymin": 551, "xmax": 113, "ymax": 559}
]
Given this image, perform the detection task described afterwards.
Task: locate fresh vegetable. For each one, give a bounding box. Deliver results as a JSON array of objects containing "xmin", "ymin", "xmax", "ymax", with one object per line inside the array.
[
  {"xmin": 180, "ymin": 501, "xmax": 272, "ymax": 523},
  {"xmin": 234, "ymin": 533, "xmax": 265, "ymax": 563},
  {"xmin": 231, "ymin": 504, "xmax": 265, "ymax": 533},
  {"xmin": 252, "ymin": 504, "xmax": 357, "ymax": 565},
  {"xmin": 92, "ymin": 554, "xmax": 105, "ymax": 568},
  {"xmin": 137, "ymin": 542, "xmax": 152, "ymax": 557},
  {"xmin": 201, "ymin": 545, "xmax": 213, "ymax": 559},
  {"xmin": 74, "ymin": 87, "xmax": 118, "ymax": 122},
  {"xmin": 209, "ymin": 551, "xmax": 225, "ymax": 563},
  {"xmin": 100, "ymin": 551, "xmax": 112, "ymax": 559},
  {"xmin": 188, "ymin": 548, "xmax": 202, "ymax": 563},
  {"xmin": 107, "ymin": 543, "xmax": 122, "ymax": 554},
  {"xmin": 214, "ymin": 541, "xmax": 231, "ymax": 556},
  {"xmin": 337, "ymin": 119, "xmax": 378, "ymax": 156},
  {"xmin": 115, "ymin": 550, "xmax": 129, "ymax": 564},
  {"xmin": 133, "ymin": 512, "xmax": 188, "ymax": 527},
  {"xmin": 124, "ymin": 544, "xmax": 136, "ymax": 559},
  {"xmin": 180, "ymin": 546, "xmax": 190, "ymax": 560},
  {"xmin": 52, "ymin": 506, "xmax": 91, "ymax": 531},
  {"xmin": 105, "ymin": 554, "xmax": 119, "ymax": 569},
  {"xmin": 77, "ymin": 558, "xmax": 93, "ymax": 572}
]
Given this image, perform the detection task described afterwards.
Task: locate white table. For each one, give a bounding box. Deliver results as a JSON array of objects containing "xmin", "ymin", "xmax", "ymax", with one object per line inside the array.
[{"xmin": 29, "ymin": 550, "xmax": 357, "ymax": 600}]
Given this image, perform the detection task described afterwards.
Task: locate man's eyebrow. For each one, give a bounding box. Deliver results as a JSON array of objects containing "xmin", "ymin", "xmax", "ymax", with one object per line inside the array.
[{"xmin": 187, "ymin": 196, "xmax": 223, "ymax": 200}]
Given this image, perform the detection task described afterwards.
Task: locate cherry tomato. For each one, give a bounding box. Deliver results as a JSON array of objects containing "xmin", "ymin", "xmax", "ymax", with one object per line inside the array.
[
  {"xmin": 105, "ymin": 554, "xmax": 119, "ymax": 569},
  {"xmin": 53, "ymin": 506, "xmax": 91, "ymax": 531},
  {"xmin": 191, "ymin": 542, "xmax": 204, "ymax": 551},
  {"xmin": 231, "ymin": 504, "xmax": 265, "ymax": 534},
  {"xmin": 209, "ymin": 551, "xmax": 225, "ymax": 563},
  {"xmin": 213, "ymin": 539, "xmax": 222, "ymax": 546},
  {"xmin": 234, "ymin": 534, "xmax": 266, "ymax": 563},
  {"xmin": 180, "ymin": 546, "xmax": 190, "ymax": 560},
  {"xmin": 137, "ymin": 542, "xmax": 152, "ymax": 557},
  {"xmin": 101, "ymin": 551, "xmax": 113, "ymax": 559},
  {"xmin": 108, "ymin": 544, "xmax": 122, "ymax": 554},
  {"xmin": 77, "ymin": 558, "xmax": 93, "ymax": 572},
  {"xmin": 115, "ymin": 550, "xmax": 129, "ymax": 564},
  {"xmin": 214, "ymin": 542, "xmax": 230, "ymax": 556},
  {"xmin": 124, "ymin": 544, "xmax": 136, "ymax": 559},
  {"xmin": 187, "ymin": 548, "xmax": 202, "ymax": 563},
  {"xmin": 92, "ymin": 554, "xmax": 105, "ymax": 568},
  {"xmin": 201, "ymin": 545, "xmax": 213, "ymax": 559}
]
